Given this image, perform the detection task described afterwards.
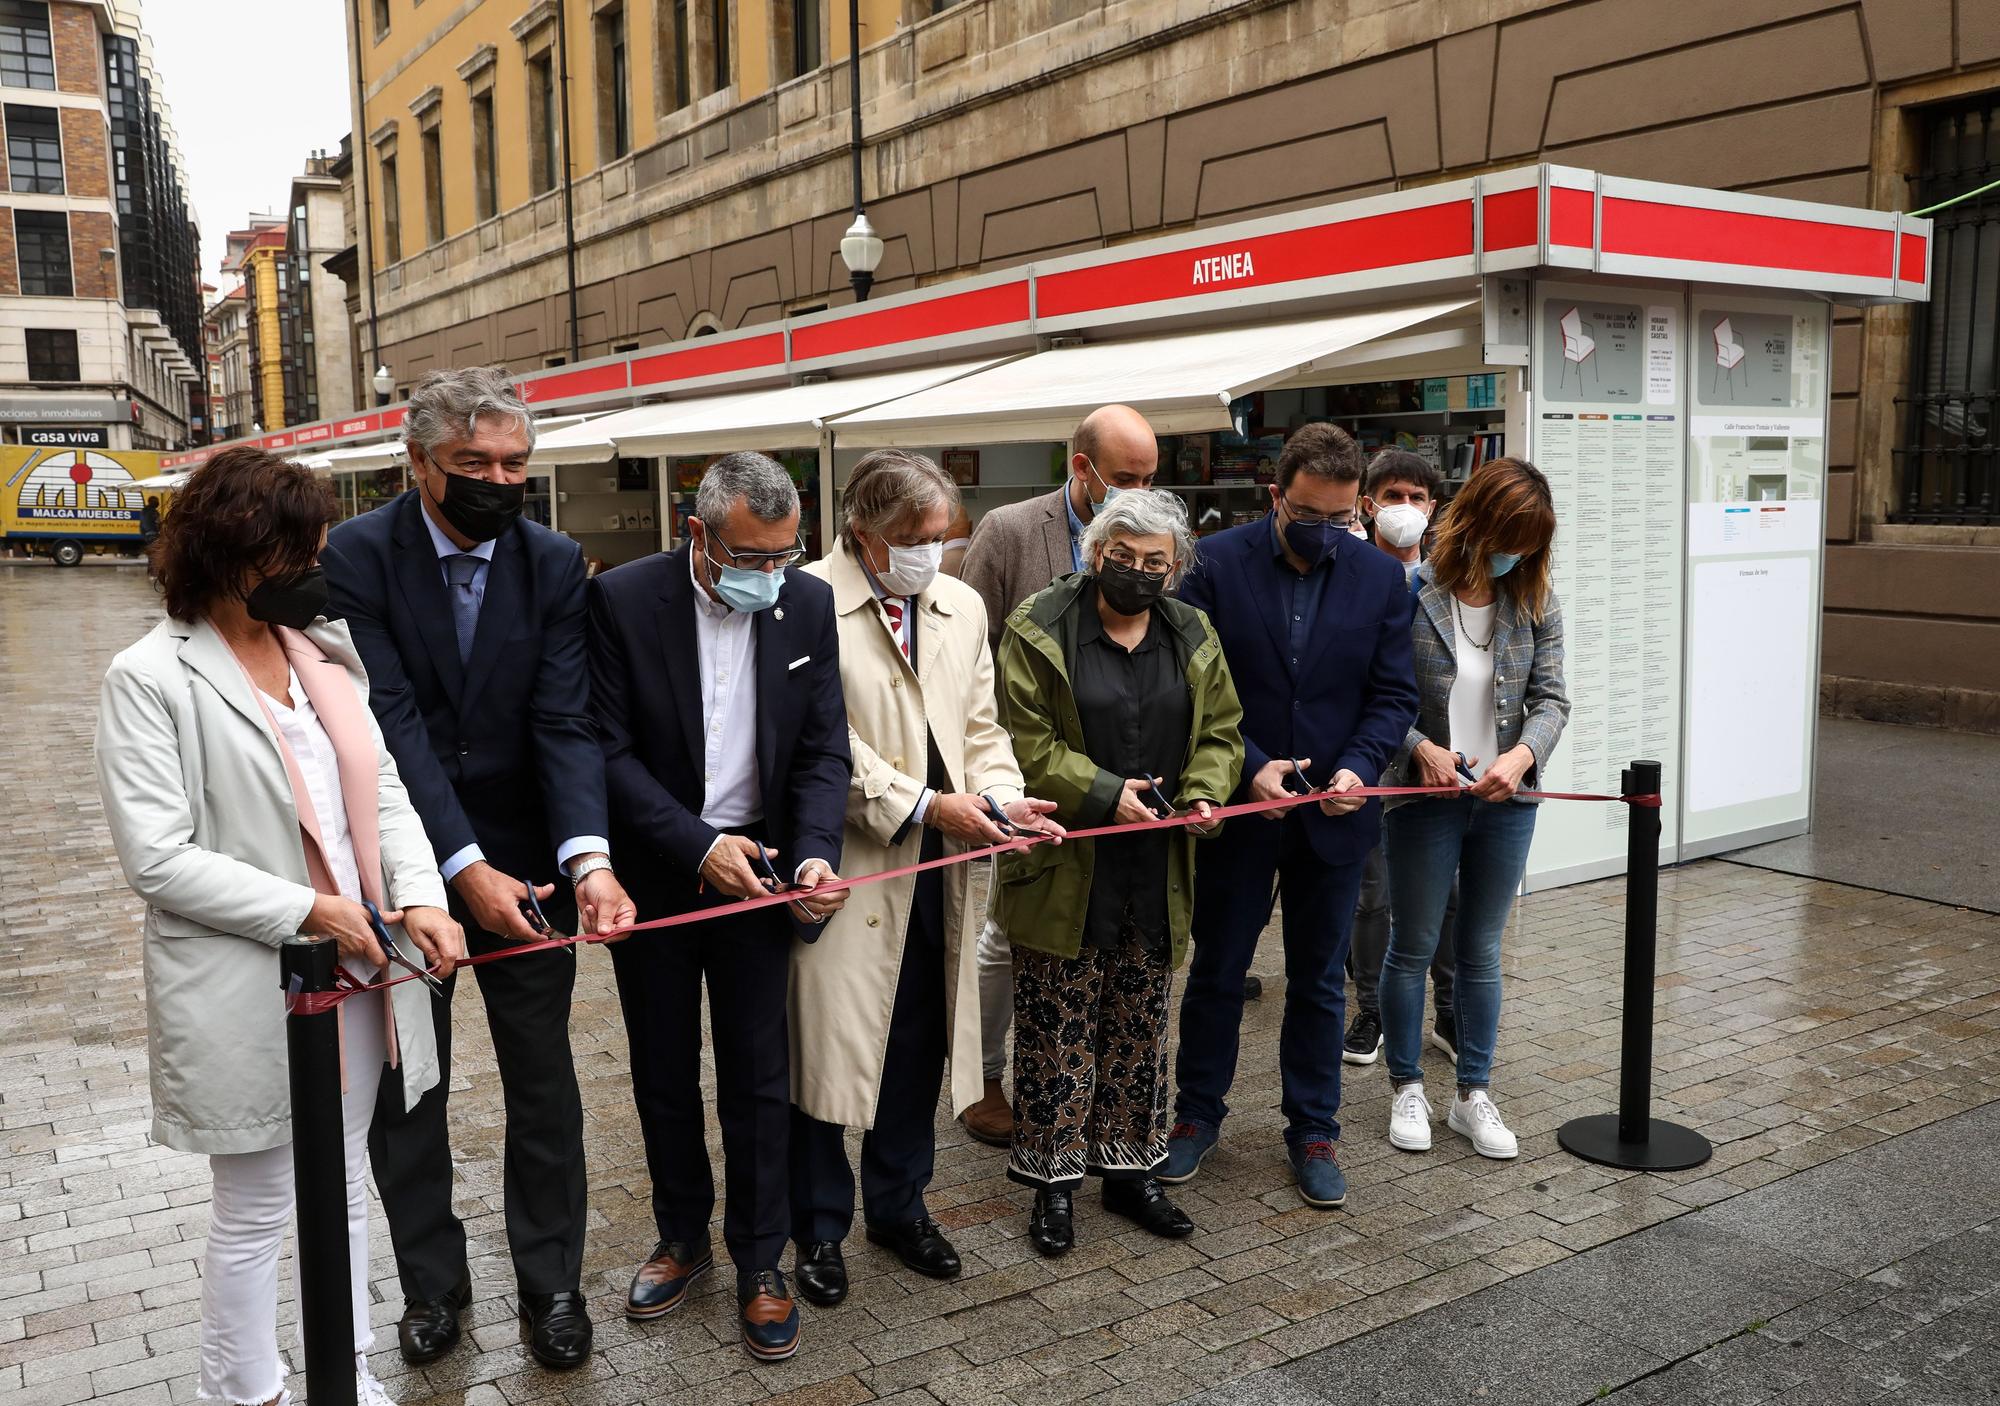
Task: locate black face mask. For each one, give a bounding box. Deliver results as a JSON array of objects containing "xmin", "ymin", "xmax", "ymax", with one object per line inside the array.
[
  {"xmin": 246, "ymin": 565, "xmax": 328, "ymax": 630},
  {"xmin": 429, "ymin": 467, "xmax": 525, "ymax": 542},
  {"xmin": 1097, "ymin": 560, "xmax": 1168, "ymax": 617}
]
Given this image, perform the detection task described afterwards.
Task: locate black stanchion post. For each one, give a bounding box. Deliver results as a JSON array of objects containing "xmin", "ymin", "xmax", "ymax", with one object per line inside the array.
[
  {"xmin": 1557, "ymin": 759, "xmax": 1712, "ymax": 1172},
  {"xmin": 280, "ymin": 938, "xmax": 358, "ymax": 1406}
]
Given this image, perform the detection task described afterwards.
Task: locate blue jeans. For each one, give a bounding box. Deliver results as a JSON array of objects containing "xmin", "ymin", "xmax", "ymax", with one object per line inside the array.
[
  {"xmin": 1381, "ymin": 797, "xmax": 1539, "ymax": 1089},
  {"xmin": 1174, "ymin": 816, "xmax": 1366, "ymax": 1145}
]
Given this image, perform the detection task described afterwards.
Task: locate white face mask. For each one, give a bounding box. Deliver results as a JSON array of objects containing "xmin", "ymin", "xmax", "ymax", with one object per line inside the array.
[
  {"xmin": 1373, "ymin": 502, "xmax": 1430, "ymax": 549},
  {"xmin": 876, "ymin": 540, "xmax": 944, "ymax": 597}
]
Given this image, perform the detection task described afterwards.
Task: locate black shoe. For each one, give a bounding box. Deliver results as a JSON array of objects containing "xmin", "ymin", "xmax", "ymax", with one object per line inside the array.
[
  {"xmin": 1102, "ymin": 1177, "xmax": 1196, "ymax": 1239},
  {"xmin": 1343, "ymin": 1009, "xmax": 1384, "ymax": 1066},
  {"xmin": 397, "ymin": 1275, "xmax": 471, "ymax": 1366},
  {"xmin": 794, "ymin": 1240, "xmax": 848, "ymax": 1306},
  {"xmin": 627, "ymin": 1240, "xmax": 712, "ymax": 1320},
  {"xmin": 517, "ymin": 1291, "xmax": 593, "ymax": 1370},
  {"xmin": 864, "ymin": 1216, "xmax": 961, "ymax": 1279},
  {"xmin": 1028, "ymin": 1189, "xmax": 1073, "ymax": 1258},
  {"xmin": 739, "ymin": 1268, "xmax": 801, "ymax": 1362},
  {"xmin": 1430, "ymin": 1008, "xmax": 1459, "ymax": 1064},
  {"xmin": 1244, "ymin": 974, "xmax": 1263, "ymax": 1001}
]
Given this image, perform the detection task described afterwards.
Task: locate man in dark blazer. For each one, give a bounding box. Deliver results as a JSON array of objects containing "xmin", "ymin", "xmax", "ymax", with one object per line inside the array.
[
  {"xmin": 322, "ymin": 367, "xmax": 634, "ymax": 1371},
  {"xmin": 586, "ymin": 451, "xmax": 850, "ymax": 1364},
  {"xmin": 1160, "ymin": 421, "xmax": 1419, "ymax": 1211}
]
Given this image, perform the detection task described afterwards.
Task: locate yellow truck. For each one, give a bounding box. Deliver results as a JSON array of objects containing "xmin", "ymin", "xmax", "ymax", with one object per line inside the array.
[{"xmin": 1, "ymin": 443, "xmax": 168, "ymax": 566}]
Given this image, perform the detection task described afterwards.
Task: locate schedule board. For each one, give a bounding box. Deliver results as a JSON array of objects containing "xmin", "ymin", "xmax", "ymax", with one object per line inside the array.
[
  {"xmin": 1523, "ymin": 280, "xmax": 1687, "ymax": 889},
  {"xmin": 1681, "ymin": 293, "xmax": 1831, "ymax": 854}
]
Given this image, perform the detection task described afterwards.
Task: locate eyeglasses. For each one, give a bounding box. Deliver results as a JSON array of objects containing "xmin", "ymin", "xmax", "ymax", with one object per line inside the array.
[
  {"xmin": 1104, "ymin": 547, "xmax": 1172, "ymax": 578},
  {"xmin": 706, "ymin": 531, "xmax": 807, "ymax": 571},
  {"xmin": 1278, "ymin": 496, "xmax": 1356, "ymax": 530}
]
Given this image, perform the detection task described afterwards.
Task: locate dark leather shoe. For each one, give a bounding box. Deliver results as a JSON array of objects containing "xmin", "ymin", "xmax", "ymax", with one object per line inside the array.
[
  {"xmin": 397, "ymin": 1276, "xmax": 471, "ymax": 1366},
  {"xmin": 627, "ymin": 1240, "xmax": 713, "ymax": 1320},
  {"xmin": 1028, "ymin": 1189, "xmax": 1073, "ymax": 1258},
  {"xmin": 738, "ymin": 1268, "xmax": 801, "ymax": 1362},
  {"xmin": 517, "ymin": 1290, "xmax": 593, "ymax": 1370},
  {"xmin": 1103, "ymin": 1177, "xmax": 1197, "ymax": 1239},
  {"xmin": 794, "ymin": 1240, "xmax": 848, "ymax": 1306},
  {"xmin": 865, "ymin": 1216, "xmax": 961, "ymax": 1279}
]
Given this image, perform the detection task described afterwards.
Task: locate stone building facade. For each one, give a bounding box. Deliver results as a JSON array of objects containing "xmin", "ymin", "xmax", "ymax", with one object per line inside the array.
[
  {"xmin": 345, "ymin": 0, "xmax": 2000, "ymax": 725},
  {"xmin": 0, "ymin": 0, "xmax": 203, "ymax": 449}
]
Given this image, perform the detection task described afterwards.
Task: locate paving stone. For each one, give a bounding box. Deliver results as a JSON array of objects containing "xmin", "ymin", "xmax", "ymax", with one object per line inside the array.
[{"xmin": 9, "ymin": 569, "xmax": 2000, "ymax": 1406}]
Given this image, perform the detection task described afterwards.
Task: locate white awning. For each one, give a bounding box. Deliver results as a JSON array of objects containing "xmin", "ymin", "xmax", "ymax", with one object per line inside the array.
[
  {"xmin": 129, "ymin": 471, "xmax": 192, "ymax": 491},
  {"xmin": 298, "ymin": 441, "xmax": 404, "ymax": 474},
  {"xmin": 528, "ymin": 359, "xmax": 1010, "ymax": 466},
  {"xmin": 823, "ymin": 297, "xmax": 1481, "ymax": 447}
]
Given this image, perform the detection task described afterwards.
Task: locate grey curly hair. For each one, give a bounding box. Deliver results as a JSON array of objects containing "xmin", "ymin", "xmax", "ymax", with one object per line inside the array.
[
  {"xmin": 402, "ymin": 366, "xmax": 536, "ymax": 458},
  {"xmin": 1080, "ymin": 488, "xmax": 1198, "ymax": 587}
]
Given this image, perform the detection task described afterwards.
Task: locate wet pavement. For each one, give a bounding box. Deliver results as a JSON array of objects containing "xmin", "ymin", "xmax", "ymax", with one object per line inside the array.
[{"xmin": 3, "ymin": 567, "xmax": 1998, "ymax": 1406}]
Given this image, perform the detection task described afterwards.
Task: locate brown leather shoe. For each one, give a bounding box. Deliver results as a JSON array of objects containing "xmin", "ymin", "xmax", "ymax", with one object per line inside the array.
[
  {"xmin": 738, "ymin": 1268, "xmax": 800, "ymax": 1361},
  {"xmin": 961, "ymin": 1079, "xmax": 1012, "ymax": 1147}
]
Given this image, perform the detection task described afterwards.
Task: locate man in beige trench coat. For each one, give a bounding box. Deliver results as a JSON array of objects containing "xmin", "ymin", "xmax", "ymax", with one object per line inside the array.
[{"xmin": 789, "ymin": 449, "xmax": 1062, "ymax": 1307}]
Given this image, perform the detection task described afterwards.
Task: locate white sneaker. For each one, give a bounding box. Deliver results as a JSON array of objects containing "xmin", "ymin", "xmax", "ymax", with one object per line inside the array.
[
  {"xmin": 356, "ymin": 1357, "xmax": 397, "ymax": 1406},
  {"xmin": 1388, "ymin": 1082, "xmax": 1433, "ymax": 1152},
  {"xmin": 1448, "ymin": 1089, "xmax": 1519, "ymax": 1159}
]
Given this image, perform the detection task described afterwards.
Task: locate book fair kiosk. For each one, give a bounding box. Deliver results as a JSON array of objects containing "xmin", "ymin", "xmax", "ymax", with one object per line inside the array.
[{"xmin": 164, "ymin": 164, "xmax": 1933, "ymax": 893}]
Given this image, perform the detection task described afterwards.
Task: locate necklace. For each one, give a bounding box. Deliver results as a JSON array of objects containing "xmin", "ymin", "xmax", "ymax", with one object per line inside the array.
[{"xmin": 1453, "ymin": 595, "xmax": 1495, "ymax": 651}]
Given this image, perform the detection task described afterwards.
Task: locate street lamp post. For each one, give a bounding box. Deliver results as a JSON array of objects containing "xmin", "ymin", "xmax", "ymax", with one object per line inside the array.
[
  {"xmin": 372, "ymin": 364, "xmax": 394, "ymax": 407},
  {"xmin": 839, "ymin": 3, "xmax": 883, "ymax": 302}
]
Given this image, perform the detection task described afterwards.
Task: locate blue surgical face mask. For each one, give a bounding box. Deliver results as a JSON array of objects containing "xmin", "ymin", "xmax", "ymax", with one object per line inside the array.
[
  {"xmin": 704, "ymin": 537, "xmax": 786, "ymax": 613},
  {"xmin": 1085, "ymin": 459, "xmax": 1124, "ymax": 510},
  {"xmin": 1489, "ymin": 552, "xmax": 1522, "ymax": 578}
]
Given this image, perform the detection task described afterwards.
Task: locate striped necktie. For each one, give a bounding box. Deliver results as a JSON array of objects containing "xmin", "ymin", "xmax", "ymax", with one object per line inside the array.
[{"xmin": 882, "ymin": 598, "xmax": 910, "ymax": 659}]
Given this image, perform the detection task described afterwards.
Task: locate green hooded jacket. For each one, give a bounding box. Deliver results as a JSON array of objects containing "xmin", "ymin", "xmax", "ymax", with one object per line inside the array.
[{"xmin": 993, "ymin": 572, "xmax": 1245, "ymax": 969}]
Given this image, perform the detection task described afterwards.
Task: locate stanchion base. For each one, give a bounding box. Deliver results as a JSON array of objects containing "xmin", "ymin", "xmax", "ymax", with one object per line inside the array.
[{"xmin": 1558, "ymin": 1114, "xmax": 1712, "ymax": 1171}]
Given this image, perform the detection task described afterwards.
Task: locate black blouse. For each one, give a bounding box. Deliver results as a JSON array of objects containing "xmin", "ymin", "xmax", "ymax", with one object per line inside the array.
[{"xmin": 1072, "ymin": 586, "xmax": 1194, "ymax": 952}]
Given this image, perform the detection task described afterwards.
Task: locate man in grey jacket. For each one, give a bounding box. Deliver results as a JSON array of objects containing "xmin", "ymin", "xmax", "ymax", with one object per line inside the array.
[{"xmin": 955, "ymin": 403, "xmax": 1158, "ymax": 1144}]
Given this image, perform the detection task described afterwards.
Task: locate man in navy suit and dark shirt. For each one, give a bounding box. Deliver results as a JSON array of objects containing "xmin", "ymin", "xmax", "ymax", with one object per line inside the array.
[
  {"xmin": 321, "ymin": 368, "xmax": 636, "ymax": 1370},
  {"xmin": 585, "ymin": 452, "xmax": 851, "ymax": 1363},
  {"xmin": 1160, "ymin": 421, "xmax": 1419, "ymax": 1210}
]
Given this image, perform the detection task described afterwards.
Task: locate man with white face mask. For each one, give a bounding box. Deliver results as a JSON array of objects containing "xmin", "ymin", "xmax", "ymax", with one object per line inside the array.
[
  {"xmin": 1344, "ymin": 450, "xmax": 1458, "ymax": 1068},
  {"xmin": 789, "ymin": 450, "xmax": 1064, "ymax": 1308}
]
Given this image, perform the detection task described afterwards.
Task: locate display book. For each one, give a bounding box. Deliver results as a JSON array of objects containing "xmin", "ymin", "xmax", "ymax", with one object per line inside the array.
[{"xmin": 1153, "ymin": 376, "xmax": 1505, "ymax": 531}]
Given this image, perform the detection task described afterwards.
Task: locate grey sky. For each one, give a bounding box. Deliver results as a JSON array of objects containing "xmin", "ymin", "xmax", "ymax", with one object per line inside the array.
[{"xmin": 142, "ymin": 0, "xmax": 353, "ymax": 292}]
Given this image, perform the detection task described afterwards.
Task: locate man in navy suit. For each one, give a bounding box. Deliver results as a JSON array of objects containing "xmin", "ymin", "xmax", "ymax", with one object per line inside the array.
[
  {"xmin": 322, "ymin": 367, "xmax": 636, "ymax": 1370},
  {"xmin": 1159, "ymin": 421, "xmax": 1419, "ymax": 1210},
  {"xmin": 585, "ymin": 451, "xmax": 851, "ymax": 1363}
]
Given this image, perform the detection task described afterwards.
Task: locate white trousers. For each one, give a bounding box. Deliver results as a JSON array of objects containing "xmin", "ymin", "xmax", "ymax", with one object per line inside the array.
[
  {"xmin": 976, "ymin": 915, "xmax": 1013, "ymax": 1080},
  {"xmin": 197, "ymin": 990, "xmax": 383, "ymax": 1405}
]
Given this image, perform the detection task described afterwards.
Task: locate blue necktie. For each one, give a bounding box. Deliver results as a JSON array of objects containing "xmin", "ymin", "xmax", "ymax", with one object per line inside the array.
[{"xmin": 444, "ymin": 554, "xmax": 482, "ymax": 663}]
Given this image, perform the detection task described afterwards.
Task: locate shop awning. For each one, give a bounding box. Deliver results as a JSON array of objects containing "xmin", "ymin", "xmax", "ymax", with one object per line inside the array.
[
  {"xmin": 298, "ymin": 441, "xmax": 404, "ymax": 474},
  {"xmin": 824, "ymin": 297, "xmax": 1480, "ymax": 446},
  {"xmin": 128, "ymin": 471, "xmax": 193, "ymax": 492},
  {"xmin": 529, "ymin": 359, "xmax": 1012, "ymax": 466}
]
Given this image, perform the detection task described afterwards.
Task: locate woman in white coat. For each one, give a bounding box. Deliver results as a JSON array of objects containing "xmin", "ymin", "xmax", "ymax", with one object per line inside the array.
[
  {"xmin": 788, "ymin": 450, "xmax": 1062, "ymax": 1307},
  {"xmin": 94, "ymin": 448, "xmax": 465, "ymax": 1406}
]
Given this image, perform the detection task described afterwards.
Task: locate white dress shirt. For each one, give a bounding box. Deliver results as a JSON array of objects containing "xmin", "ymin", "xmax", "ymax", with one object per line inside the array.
[
  {"xmin": 1447, "ymin": 598, "xmax": 1501, "ymax": 782},
  {"xmin": 419, "ymin": 504, "xmax": 609, "ymax": 881},
  {"xmin": 690, "ymin": 547, "xmax": 762, "ymax": 829},
  {"xmin": 264, "ymin": 671, "xmax": 372, "ymax": 981}
]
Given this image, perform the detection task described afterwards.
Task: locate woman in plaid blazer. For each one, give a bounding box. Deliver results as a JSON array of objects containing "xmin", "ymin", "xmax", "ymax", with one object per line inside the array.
[{"xmin": 1369, "ymin": 458, "xmax": 1570, "ymax": 1162}]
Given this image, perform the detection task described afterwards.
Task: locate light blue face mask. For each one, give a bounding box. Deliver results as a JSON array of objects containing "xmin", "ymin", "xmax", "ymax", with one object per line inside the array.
[
  {"xmin": 1489, "ymin": 552, "xmax": 1521, "ymax": 578},
  {"xmin": 705, "ymin": 542, "xmax": 786, "ymax": 613},
  {"xmin": 1085, "ymin": 458, "xmax": 1125, "ymax": 510}
]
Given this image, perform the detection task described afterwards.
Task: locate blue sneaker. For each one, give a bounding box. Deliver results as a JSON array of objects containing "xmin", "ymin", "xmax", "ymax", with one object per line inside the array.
[
  {"xmin": 1289, "ymin": 1137, "xmax": 1348, "ymax": 1208},
  {"xmin": 1158, "ymin": 1120, "xmax": 1219, "ymax": 1184}
]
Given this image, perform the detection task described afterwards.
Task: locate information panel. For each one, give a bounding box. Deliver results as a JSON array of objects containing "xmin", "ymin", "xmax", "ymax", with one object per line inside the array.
[
  {"xmin": 1682, "ymin": 294, "xmax": 1830, "ymax": 853},
  {"xmin": 1524, "ymin": 281, "xmax": 1686, "ymax": 888}
]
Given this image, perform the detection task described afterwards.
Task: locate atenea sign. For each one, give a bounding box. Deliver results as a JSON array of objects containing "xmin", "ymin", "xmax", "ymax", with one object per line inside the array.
[{"xmin": 1192, "ymin": 250, "xmax": 1257, "ymax": 287}]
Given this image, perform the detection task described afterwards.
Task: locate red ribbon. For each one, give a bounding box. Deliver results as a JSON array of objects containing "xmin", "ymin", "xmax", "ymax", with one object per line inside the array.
[{"xmin": 283, "ymin": 784, "xmax": 1659, "ymax": 1015}]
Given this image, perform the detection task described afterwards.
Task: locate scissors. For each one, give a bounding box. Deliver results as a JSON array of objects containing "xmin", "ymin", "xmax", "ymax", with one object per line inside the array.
[
  {"xmin": 1281, "ymin": 757, "xmax": 1315, "ymax": 796},
  {"xmin": 517, "ymin": 881, "xmax": 553, "ymax": 936},
  {"xmin": 362, "ymin": 899, "xmax": 445, "ymax": 994},
  {"xmin": 1138, "ymin": 777, "xmax": 1177, "ymax": 820},
  {"xmin": 983, "ymin": 795, "xmax": 1022, "ymax": 837}
]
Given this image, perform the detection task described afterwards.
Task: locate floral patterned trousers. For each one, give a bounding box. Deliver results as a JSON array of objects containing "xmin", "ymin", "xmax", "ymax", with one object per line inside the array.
[{"xmin": 1008, "ymin": 933, "xmax": 1174, "ymax": 1190}]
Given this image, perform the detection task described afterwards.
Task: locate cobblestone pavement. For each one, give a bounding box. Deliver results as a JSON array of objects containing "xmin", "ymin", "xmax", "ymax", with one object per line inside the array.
[{"xmin": 4, "ymin": 569, "xmax": 1999, "ymax": 1406}]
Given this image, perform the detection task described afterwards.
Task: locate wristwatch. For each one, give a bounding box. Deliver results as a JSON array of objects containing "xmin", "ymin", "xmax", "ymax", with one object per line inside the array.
[{"xmin": 567, "ymin": 854, "xmax": 614, "ymax": 885}]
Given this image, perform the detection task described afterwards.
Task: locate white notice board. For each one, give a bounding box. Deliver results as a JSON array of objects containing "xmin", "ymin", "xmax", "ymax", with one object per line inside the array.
[
  {"xmin": 1522, "ymin": 280, "xmax": 1686, "ymax": 889},
  {"xmin": 1681, "ymin": 293, "xmax": 1830, "ymax": 854}
]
